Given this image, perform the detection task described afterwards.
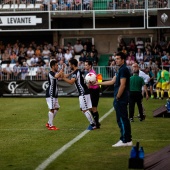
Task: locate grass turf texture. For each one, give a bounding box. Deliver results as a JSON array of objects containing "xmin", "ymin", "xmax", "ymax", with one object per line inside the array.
[{"xmin": 0, "ymin": 97, "xmax": 169, "ymax": 170}]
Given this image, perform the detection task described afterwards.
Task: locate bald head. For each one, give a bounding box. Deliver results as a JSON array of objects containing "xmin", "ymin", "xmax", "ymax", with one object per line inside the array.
[{"xmin": 132, "ymin": 63, "xmax": 139, "ymax": 74}]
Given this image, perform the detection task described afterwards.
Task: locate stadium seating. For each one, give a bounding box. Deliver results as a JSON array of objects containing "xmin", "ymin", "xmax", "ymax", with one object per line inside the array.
[
  {"xmin": 19, "ymin": 4, "xmax": 27, "ymax": 10},
  {"xmin": 11, "ymin": 4, "xmax": 19, "ymax": 9}
]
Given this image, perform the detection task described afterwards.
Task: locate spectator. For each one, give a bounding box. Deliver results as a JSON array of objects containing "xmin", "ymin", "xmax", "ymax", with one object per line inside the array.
[
  {"xmin": 84, "ymin": 39, "xmax": 92, "ymax": 52},
  {"xmin": 145, "ymin": 38, "xmax": 152, "ymax": 51},
  {"xmin": 21, "ymin": 62, "xmax": 28, "ymax": 80},
  {"xmin": 153, "ymin": 41, "xmax": 162, "ymax": 52},
  {"xmin": 58, "ymin": 60, "xmax": 67, "ymax": 72},
  {"xmin": 43, "ymin": 61, "xmax": 51, "ymax": 79},
  {"xmin": 138, "ymin": 60, "xmax": 147, "ymax": 72},
  {"xmin": 1, "ymin": 50, "xmax": 10, "ymax": 64},
  {"xmin": 35, "ymin": 46, "xmax": 42, "ymax": 58},
  {"xmin": 136, "ymin": 37, "xmax": 144, "ymax": 51},
  {"xmin": 51, "ymin": 0, "xmax": 58, "ymax": 10},
  {"xmin": 148, "ymin": 59, "xmax": 157, "ymax": 78},
  {"xmin": 58, "ymin": 0, "xmax": 67, "ymax": 10},
  {"xmin": 81, "ymin": 44, "xmax": 89, "ymax": 58},
  {"xmin": 121, "ymin": 46, "xmax": 128, "ymax": 56},
  {"xmin": 128, "ymin": 39, "xmax": 136, "ymax": 52},
  {"xmin": 135, "ymin": 48, "xmax": 144, "ymax": 63},
  {"xmin": 42, "ymin": 0, "xmax": 49, "ymax": 11},
  {"xmin": 107, "ymin": 60, "xmax": 118, "ymax": 77},
  {"xmin": 36, "ymin": 58, "xmax": 46, "ymax": 80},
  {"xmin": 13, "ymin": 61, "xmax": 21, "ymax": 80},
  {"xmin": 161, "ymin": 50, "xmax": 168, "ymax": 61},
  {"xmin": 42, "ymin": 46, "xmax": 51, "ymax": 62},
  {"xmin": 30, "ymin": 54, "xmax": 39, "ymax": 67},
  {"xmin": 126, "ymin": 55, "xmax": 135, "ymax": 66},
  {"xmin": 129, "ymin": 0, "xmax": 138, "ymax": 12},
  {"xmin": 143, "ymin": 50, "xmax": 153, "ymax": 64},
  {"xmin": 79, "ymin": 52, "xmax": 87, "ymax": 66},
  {"xmin": 10, "ymin": 51, "xmax": 18, "ymax": 64},
  {"xmin": 118, "ymin": 38, "xmax": 126, "ymax": 52},
  {"xmin": 56, "ymin": 48, "xmax": 64, "ymax": 62},
  {"xmin": 26, "ymin": 47, "xmax": 34, "ymax": 59},
  {"xmin": 91, "ymin": 45, "xmax": 98, "ymax": 59},
  {"xmin": 82, "ymin": 0, "xmax": 92, "ymax": 10},
  {"xmin": 64, "ymin": 49, "xmax": 73, "ymax": 66},
  {"xmin": 121, "ymin": 0, "xmax": 129, "ymax": 9},
  {"xmin": 67, "ymin": 0, "xmax": 74, "ymax": 10},
  {"xmin": 74, "ymin": 0, "xmax": 81, "ymax": 10},
  {"xmin": 2, "ymin": 62, "xmax": 13, "ymax": 80},
  {"xmin": 74, "ymin": 40, "xmax": 83, "ymax": 55}
]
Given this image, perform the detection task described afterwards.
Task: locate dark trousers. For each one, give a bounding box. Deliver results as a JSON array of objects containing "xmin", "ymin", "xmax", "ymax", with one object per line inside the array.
[
  {"xmin": 129, "ymin": 91, "xmax": 143, "ymax": 119},
  {"xmin": 114, "ymin": 99, "xmax": 132, "ymax": 143}
]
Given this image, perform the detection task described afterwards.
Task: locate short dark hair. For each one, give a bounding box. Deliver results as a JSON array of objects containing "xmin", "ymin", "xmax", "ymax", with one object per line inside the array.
[
  {"xmin": 116, "ymin": 52, "xmax": 126, "ymax": 60},
  {"xmin": 69, "ymin": 59, "xmax": 78, "ymax": 67},
  {"xmin": 50, "ymin": 60, "xmax": 57, "ymax": 68},
  {"xmin": 85, "ymin": 60, "xmax": 93, "ymax": 67}
]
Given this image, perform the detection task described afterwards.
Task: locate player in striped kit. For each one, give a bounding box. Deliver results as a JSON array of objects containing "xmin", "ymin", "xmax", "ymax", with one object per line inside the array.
[
  {"xmin": 46, "ymin": 60, "xmax": 63, "ymax": 130},
  {"xmin": 62, "ymin": 59, "xmax": 96, "ymax": 130}
]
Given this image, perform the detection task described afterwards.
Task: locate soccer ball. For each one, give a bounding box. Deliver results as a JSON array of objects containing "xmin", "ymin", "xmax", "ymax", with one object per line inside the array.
[{"xmin": 85, "ymin": 73, "xmax": 97, "ymax": 84}]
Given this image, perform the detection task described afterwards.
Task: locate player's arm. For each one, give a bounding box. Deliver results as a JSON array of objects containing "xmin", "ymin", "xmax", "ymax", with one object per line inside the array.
[
  {"xmin": 116, "ymin": 78, "xmax": 126, "ymax": 100},
  {"xmin": 63, "ymin": 77, "xmax": 76, "ymax": 85},
  {"xmin": 54, "ymin": 70, "xmax": 63, "ymax": 78},
  {"xmin": 64, "ymin": 71, "xmax": 74, "ymax": 78},
  {"xmin": 97, "ymin": 75, "xmax": 116, "ymax": 86}
]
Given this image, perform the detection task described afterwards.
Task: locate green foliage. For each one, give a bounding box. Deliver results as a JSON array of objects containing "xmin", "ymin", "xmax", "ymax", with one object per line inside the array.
[{"xmin": 0, "ymin": 97, "xmax": 169, "ymax": 170}]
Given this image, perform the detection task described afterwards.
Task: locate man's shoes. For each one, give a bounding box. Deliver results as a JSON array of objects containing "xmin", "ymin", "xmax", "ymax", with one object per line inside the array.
[
  {"xmin": 48, "ymin": 126, "xmax": 59, "ymax": 130},
  {"xmin": 46, "ymin": 123, "xmax": 49, "ymax": 128},
  {"xmin": 129, "ymin": 118, "xmax": 134, "ymax": 122},
  {"xmin": 112, "ymin": 140, "xmax": 133, "ymax": 147},
  {"xmin": 96, "ymin": 122, "xmax": 101, "ymax": 129},
  {"xmin": 87, "ymin": 124, "xmax": 96, "ymax": 130},
  {"xmin": 139, "ymin": 114, "xmax": 146, "ymax": 121}
]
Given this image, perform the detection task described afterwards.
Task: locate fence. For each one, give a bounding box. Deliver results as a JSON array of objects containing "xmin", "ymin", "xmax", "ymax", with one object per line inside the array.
[
  {"xmin": 0, "ymin": 0, "xmax": 167, "ymax": 12},
  {"xmin": 1, "ymin": 64, "xmax": 170, "ymax": 81}
]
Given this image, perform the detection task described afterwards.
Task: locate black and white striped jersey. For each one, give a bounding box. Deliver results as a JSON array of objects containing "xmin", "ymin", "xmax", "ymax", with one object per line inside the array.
[
  {"xmin": 71, "ymin": 69, "xmax": 90, "ymax": 96},
  {"xmin": 46, "ymin": 71, "xmax": 58, "ymax": 98}
]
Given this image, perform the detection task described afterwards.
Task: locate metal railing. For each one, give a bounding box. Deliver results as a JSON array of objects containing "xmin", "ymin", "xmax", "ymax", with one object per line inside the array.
[
  {"xmin": 1, "ymin": 64, "xmax": 169, "ymax": 81},
  {"xmin": 0, "ymin": 0, "xmax": 168, "ymax": 12}
]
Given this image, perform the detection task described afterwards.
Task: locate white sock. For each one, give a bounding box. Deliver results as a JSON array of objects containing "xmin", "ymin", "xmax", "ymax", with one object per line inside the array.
[
  {"xmin": 54, "ymin": 110, "xmax": 58, "ymax": 118},
  {"xmin": 48, "ymin": 111, "xmax": 54, "ymax": 127},
  {"xmin": 83, "ymin": 110, "xmax": 95, "ymax": 125}
]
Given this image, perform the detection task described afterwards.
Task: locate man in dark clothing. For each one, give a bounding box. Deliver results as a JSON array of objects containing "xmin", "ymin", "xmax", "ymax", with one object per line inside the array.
[{"xmin": 97, "ymin": 52, "xmax": 132, "ymax": 147}]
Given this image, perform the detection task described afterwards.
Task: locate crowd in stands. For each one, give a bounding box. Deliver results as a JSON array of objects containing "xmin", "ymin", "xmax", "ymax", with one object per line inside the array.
[
  {"xmin": 0, "ymin": 0, "xmax": 168, "ymax": 11},
  {"xmin": 0, "ymin": 39, "xmax": 99, "ymax": 80},
  {"xmin": 0, "ymin": 36, "xmax": 169, "ymax": 82},
  {"xmin": 107, "ymin": 37, "xmax": 170, "ymax": 82}
]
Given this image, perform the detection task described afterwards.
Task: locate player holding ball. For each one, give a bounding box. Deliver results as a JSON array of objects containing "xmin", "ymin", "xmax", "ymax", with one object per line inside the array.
[{"xmin": 84, "ymin": 60, "xmax": 101, "ymax": 129}]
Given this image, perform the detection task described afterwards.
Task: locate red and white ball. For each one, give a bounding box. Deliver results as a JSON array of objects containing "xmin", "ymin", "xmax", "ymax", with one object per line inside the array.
[{"xmin": 85, "ymin": 73, "xmax": 97, "ymax": 84}]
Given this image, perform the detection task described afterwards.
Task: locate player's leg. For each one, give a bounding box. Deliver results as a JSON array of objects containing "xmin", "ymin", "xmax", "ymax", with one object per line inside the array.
[
  {"xmin": 161, "ymin": 82, "xmax": 166, "ymax": 99},
  {"xmin": 156, "ymin": 82, "xmax": 161, "ymax": 99},
  {"xmin": 79, "ymin": 95, "xmax": 96, "ymax": 130},
  {"xmin": 129, "ymin": 93, "xmax": 136, "ymax": 122},
  {"xmin": 90, "ymin": 88, "xmax": 100, "ymax": 128},
  {"xmin": 46, "ymin": 97, "xmax": 59, "ymax": 130}
]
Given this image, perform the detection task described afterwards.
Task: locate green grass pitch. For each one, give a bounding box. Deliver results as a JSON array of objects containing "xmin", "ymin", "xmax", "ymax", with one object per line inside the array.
[{"xmin": 0, "ymin": 97, "xmax": 170, "ymax": 170}]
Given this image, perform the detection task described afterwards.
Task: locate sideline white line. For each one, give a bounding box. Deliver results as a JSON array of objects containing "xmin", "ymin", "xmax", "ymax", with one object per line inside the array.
[{"xmin": 35, "ymin": 107, "xmax": 115, "ymax": 170}]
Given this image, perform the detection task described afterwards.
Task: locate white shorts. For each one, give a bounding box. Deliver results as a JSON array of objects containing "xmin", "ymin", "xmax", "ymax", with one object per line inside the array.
[
  {"xmin": 79, "ymin": 94, "xmax": 92, "ymax": 111},
  {"xmin": 46, "ymin": 97, "xmax": 60, "ymax": 110}
]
